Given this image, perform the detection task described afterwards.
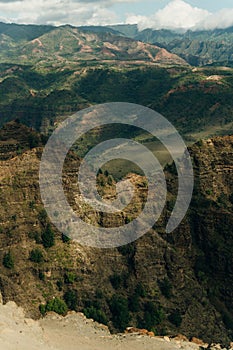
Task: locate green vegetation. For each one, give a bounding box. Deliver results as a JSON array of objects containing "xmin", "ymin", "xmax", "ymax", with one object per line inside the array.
[
  {"xmin": 0, "ymin": 43, "xmax": 232, "ymax": 141},
  {"xmin": 3, "ymin": 251, "xmax": 14, "ymax": 269},
  {"xmin": 61, "ymin": 233, "xmax": 70, "ymax": 243},
  {"xmin": 128, "ymin": 293, "xmax": 140, "ymax": 312},
  {"xmin": 159, "ymin": 278, "xmax": 173, "ymax": 299},
  {"xmin": 109, "ymin": 273, "xmax": 128, "ymax": 290},
  {"xmin": 109, "ymin": 295, "xmax": 131, "ymax": 332},
  {"xmin": 41, "ymin": 224, "xmax": 55, "ymax": 248},
  {"xmin": 39, "ymin": 297, "xmax": 68, "ymax": 316},
  {"xmin": 138, "ymin": 302, "xmax": 165, "ymax": 331},
  {"xmin": 38, "ymin": 209, "xmax": 47, "ymax": 223},
  {"xmin": 38, "ymin": 271, "xmax": 45, "ymax": 281},
  {"xmin": 83, "ymin": 306, "xmax": 108, "ymax": 325},
  {"xmin": 168, "ymin": 310, "xmax": 182, "ymax": 327},
  {"xmin": 29, "ymin": 248, "xmax": 44, "ymax": 263},
  {"xmin": 64, "ymin": 272, "xmax": 76, "ymax": 284},
  {"xmin": 64, "ymin": 289, "xmax": 78, "ymax": 310}
]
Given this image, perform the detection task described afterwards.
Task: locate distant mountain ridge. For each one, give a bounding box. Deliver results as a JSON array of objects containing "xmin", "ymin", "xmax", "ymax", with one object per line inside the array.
[
  {"xmin": 0, "ymin": 22, "xmax": 186, "ymax": 67},
  {"xmin": 2, "ymin": 21, "xmax": 233, "ymax": 67},
  {"xmin": 109, "ymin": 24, "xmax": 233, "ymax": 67}
]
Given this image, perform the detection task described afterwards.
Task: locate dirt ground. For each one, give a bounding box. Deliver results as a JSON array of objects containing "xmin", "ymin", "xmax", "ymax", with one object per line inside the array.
[{"xmin": 0, "ymin": 301, "xmax": 203, "ymax": 350}]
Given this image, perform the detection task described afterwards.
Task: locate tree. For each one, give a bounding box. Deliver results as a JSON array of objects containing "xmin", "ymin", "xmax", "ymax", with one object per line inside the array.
[
  {"xmin": 159, "ymin": 278, "xmax": 172, "ymax": 299},
  {"xmin": 168, "ymin": 310, "xmax": 182, "ymax": 327},
  {"xmin": 29, "ymin": 248, "xmax": 44, "ymax": 263},
  {"xmin": 83, "ymin": 306, "xmax": 108, "ymax": 325},
  {"xmin": 64, "ymin": 290, "xmax": 78, "ymax": 310},
  {"xmin": 109, "ymin": 295, "xmax": 131, "ymax": 331},
  {"xmin": 38, "ymin": 209, "xmax": 47, "ymax": 223},
  {"xmin": 41, "ymin": 224, "xmax": 55, "ymax": 248},
  {"xmin": 139, "ymin": 302, "xmax": 165, "ymax": 330},
  {"xmin": 3, "ymin": 251, "xmax": 14, "ymax": 269}
]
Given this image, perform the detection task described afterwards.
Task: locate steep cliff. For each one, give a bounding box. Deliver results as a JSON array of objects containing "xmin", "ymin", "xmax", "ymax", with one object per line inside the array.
[{"xmin": 0, "ymin": 122, "xmax": 232, "ymax": 344}]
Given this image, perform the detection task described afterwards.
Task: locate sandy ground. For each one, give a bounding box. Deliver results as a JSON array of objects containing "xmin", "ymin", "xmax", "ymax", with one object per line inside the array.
[{"xmin": 0, "ymin": 301, "xmax": 203, "ymax": 350}]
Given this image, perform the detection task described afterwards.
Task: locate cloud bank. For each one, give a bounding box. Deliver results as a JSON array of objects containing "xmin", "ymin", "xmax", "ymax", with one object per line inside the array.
[
  {"xmin": 0, "ymin": 0, "xmax": 123, "ymax": 26},
  {"xmin": 126, "ymin": 0, "xmax": 233, "ymax": 31},
  {"xmin": 0, "ymin": 0, "xmax": 233, "ymax": 31}
]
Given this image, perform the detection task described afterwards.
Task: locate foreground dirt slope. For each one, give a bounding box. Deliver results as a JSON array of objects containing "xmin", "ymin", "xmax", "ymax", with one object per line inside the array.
[{"xmin": 0, "ymin": 299, "xmax": 203, "ymax": 350}]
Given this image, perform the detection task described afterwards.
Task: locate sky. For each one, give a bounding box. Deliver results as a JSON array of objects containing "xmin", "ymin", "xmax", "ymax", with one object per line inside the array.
[{"xmin": 1, "ymin": 0, "xmax": 233, "ymax": 31}]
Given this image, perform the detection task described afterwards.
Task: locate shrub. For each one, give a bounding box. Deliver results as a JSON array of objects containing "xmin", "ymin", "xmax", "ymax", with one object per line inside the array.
[
  {"xmin": 28, "ymin": 231, "xmax": 41, "ymax": 244},
  {"xmin": 110, "ymin": 273, "xmax": 123, "ymax": 289},
  {"xmin": 109, "ymin": 295, "xmax": 131, "ymax": 331},
  {"xmin": 83, "ymin": 306, "xmax": 108, "ymax": 325},
  {"xmin": 39, "ymin": 297, "xmax": 68, "ymax": 316},
  {"xmin": 61, "ymin": 233, "xmax": 70, "ymax": 243},
  {"xmin": 135, "ymin": 283, "xmax": 146, "ymax": 298},
  {"xmin": 29, "ymin": 248, "xmax": 44, "ymax": 263},
  {"xmin": 159, "ymin": 278, "xmax": 172, "ymax": 299},
  {"xmin": 168, "ymin": 310, "xmax": 182, "ymax": 327},
  {"xmin": 64, "ymin": 290, "xmax": 78, "ymax": 310},
  {"xmin": 56, "ymin": 279, "xmax": 63, "ymax": 291},
  {"xmin": 128, "ymin": 294, "xmax": 140, "ymax": 312},
  {"xmin": 95, "ymin": 289, "xmax": 104, "ymax": 299},
  {"xmin": 38, "ymin": 208, "xmax": 47, "ymax": 223},
  {"xmin": 217, "ymin": 192, "xmax": 228, "ymax": 208},
  {"xmin": 41, "ymin": 224, "xmax": 55, "ymax": 248},
  {"xmin": 118, "ymin": 243, "xmax": 135, "ymax": 256},
  {"xmin": 39, "ymin": 271, "xmax": 45, "ymax": 281},
  {"xmin": 229, "ymin": 193, "xmax": 233, "ymax": 205},
  {"xmin": 3, "ymin": 251, "xmax": 14, "ymax": 269},
  {"xmin": 29, "ymin": 201, "xmax": 35, "ymax": 209},
  {"xmin": 139, "ymin": 302, "xmax": 165, "ymax": 330},
  {"xmin": 64, "ymin": 272, "xmax": 76, "ymax": 284},
  {"xmin": 28, "ymin": 134, "xmax": 40, "ymax": 149}
]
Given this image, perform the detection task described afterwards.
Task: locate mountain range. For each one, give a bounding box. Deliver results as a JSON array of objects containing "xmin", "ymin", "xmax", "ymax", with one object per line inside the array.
[
  {"xmin": 0, "ymin": 21, "xmax": 233, "ymax": 139},
  {"xmin": 109, "ymin": 24, "xmax": 233, "ymax": 67},
  {"xmin": 0, "ymin": 23, "xmax": 186, "ymax": 66},
  {"xmin": 1, "ymin": 21, "xmax": 233, "ymax": 67}
]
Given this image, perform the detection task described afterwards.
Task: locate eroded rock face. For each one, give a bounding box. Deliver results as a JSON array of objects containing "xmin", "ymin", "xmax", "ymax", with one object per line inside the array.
[{"xmin": 0, "ymin": 123, "xmax": 232, "ymax": 344}]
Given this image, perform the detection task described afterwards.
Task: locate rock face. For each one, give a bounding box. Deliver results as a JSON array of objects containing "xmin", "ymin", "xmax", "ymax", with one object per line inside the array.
[{"xmin": 0, "ymin": 123, "xmax": 232, "ymax": 344}]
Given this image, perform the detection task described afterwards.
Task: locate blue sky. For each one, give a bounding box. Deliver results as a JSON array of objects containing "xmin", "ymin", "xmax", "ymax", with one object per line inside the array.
[
  {"xmin": 0, "ymin": 0, "xmax": 233, "ymax": 30},
  {"xmin": 112, "ymin": 0, "xmax": 233, "ymax": 18}
]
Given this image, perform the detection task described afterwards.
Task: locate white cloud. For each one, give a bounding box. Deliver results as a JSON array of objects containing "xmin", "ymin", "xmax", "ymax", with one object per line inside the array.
[
  {"xmin": 127, "ymin": 0, "xmax": 233, "ymax": 31},
  {"xmin": 196, "ymin": 8, "xmax": 233, "ymax": 31},
  {"xmin": 0, "ymin": 0, "xmax": 120, "ymax": 26},
  {"xmin": 0, "ymin": 0, "xmax": 233, "ymax": 31},
  {"xmin": 126, "ymin": 0, "xmax": 210, "ymax": 30}
]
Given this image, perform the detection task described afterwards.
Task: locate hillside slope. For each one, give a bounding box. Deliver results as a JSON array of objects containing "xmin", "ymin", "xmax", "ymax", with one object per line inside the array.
[
  {"xmin": 1, "ymin": 63, "xmax": 233, "ymax": 140},
  {"xmin": 0, "ymin": 24, "xmax": 187, "ymax": 66},
  {"xmin": 0, "ymin": 122, "xmax": 232, "ymax": 343}
]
